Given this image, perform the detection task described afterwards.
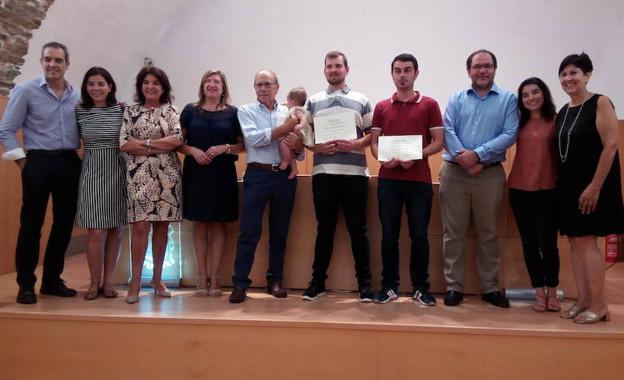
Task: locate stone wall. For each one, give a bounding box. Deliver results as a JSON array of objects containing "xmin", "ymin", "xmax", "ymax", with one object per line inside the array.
[{"xmin": 0, "ymin": 0, "xmax": 54, "ymax": 96}]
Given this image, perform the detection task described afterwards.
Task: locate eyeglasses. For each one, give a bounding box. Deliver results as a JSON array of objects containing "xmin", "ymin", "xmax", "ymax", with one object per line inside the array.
[
  {"xmin": 470, "ymin": 64, "xmax": 495, "ymax": 70},
  {"xmin": 254, "ymin": 82, "xmax": 277, "ymax": 88}
]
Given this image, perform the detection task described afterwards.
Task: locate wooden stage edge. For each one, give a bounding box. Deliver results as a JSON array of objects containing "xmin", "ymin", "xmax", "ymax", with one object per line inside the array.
[{"xmin": 1, "ymin": 256, "xmax": 623, "ymax": 379}]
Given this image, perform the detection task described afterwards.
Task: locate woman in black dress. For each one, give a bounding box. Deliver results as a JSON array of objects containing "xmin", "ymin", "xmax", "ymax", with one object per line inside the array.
[
  {"xmin": 556, "ymin": 53, "xmax": 623, "ymax": 323},
  {"xmin": 179, "ymin": 70, "xmax": 243, "ymax": 297}
]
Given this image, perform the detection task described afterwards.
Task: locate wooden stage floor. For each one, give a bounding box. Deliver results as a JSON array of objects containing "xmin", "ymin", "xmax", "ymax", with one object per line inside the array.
[
  {"xmin": 1, "ymin": 254, "xmax": 623, "ymax": 337},
  {"xmin": 1, "ymin": 255, "xmax": 624, "ymax": 380}
]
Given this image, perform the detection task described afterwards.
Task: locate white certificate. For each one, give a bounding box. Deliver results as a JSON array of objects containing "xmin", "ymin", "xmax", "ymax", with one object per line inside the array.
[
  {"xmin": 378, "ymin": 135, "xmax": 423, "ymax": 161},
  {"xmin": 313, "ymin": 113, "xmax": 357, "ymax": 144}
]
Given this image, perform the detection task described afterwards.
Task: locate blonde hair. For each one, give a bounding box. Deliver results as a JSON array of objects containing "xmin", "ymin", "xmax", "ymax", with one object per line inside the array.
[{"xmin": 196, "ymin": 70, "xmax": 231, "ymax": 108}]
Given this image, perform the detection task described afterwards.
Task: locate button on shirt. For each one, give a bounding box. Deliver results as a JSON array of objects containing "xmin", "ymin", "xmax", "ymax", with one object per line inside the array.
[
  {"xmin": 238, "ymin": 100, "xmax": 303, "ymax": 165},
  {"xmin": 443, "ymin": 83, "xmax": 518, "ymax": 165},
  {"xmin": 0, "ymin": 76, "xmax": 80, "ymax": 159}
]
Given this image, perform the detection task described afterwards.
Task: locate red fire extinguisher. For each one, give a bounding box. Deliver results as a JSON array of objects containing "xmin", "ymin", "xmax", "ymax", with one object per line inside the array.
[{"xmin": 605, "ymin": 234, "xmax": 620, "ymax": 262}]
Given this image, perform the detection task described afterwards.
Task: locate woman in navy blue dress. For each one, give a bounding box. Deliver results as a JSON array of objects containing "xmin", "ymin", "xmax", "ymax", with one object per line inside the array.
[{"xmin": 179, "ymin": 70, "xmax": 243, "ymax": 297}]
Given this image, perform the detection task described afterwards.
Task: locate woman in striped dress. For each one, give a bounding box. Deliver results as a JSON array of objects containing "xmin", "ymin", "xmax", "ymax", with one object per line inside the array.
[{"xmin": 76, "ymin": 67, "xmax": 126, "ymax": 300}]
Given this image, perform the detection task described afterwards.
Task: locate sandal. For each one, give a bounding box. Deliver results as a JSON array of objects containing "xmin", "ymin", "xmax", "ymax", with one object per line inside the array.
[
  {"xmin": 208, "ymin": 275, "xmax": 222, "ymax": 297},
  {"xmin": 196, "ymin": 276, "xmax": 209, "ymax": 297},
  {"xmin": 560, "ymin": 304, "xmax": 588, "ymax": 319},
  {"xmin": 573, "ymin": 310, "xmax": 610, "ymax": 324},
  {"xmin": 546, "ymin": 288, "xmax": 561, "ymax": 312},
  {"xmin": 84, "ymin": 286, "xmax": 99, "ymax": 301},
  {"xmin": 100, "ymin": 287, "xmax": 118, "ymax": 298},
  {"xmin": 533, "ymin": 287, "xmax": 546, "ymax": 312}
]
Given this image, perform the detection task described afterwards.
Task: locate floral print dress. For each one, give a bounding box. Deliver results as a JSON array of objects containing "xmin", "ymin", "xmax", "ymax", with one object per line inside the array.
[{"xmin": 120, "ymin": 104, "xmax": 183, "ymax": 222}]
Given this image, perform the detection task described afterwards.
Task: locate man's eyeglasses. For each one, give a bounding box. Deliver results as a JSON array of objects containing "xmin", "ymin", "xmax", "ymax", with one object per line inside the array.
[
  {"xmin": 470, "ymin": 64, "xmax": 495, "ymax": 70},
  {"xmin": 254, "ymin": 82, "xmax": 277, "ymax": 88}
]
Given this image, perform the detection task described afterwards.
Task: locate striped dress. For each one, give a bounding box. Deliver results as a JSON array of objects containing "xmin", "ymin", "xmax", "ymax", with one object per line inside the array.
[{"xmin": 76, "ymin": 104, "xmax": 127, "ymax": 228}]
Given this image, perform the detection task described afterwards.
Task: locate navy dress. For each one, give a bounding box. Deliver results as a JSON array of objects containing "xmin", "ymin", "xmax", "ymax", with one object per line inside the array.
[
  {"xmin": 181, "ymin": 104, "xmax": 242, "ymax": 222},
  {"xmin": 556, "ymin": 94, "xmax": 624, "ymax": 237}
]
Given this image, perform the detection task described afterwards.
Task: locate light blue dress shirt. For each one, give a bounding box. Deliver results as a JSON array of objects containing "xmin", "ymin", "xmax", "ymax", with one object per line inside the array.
[
  {"xmin": 443, "ymin": 83, "xmax": 519, "ymax": 165},
  {"xmin": 238, "ymin": 100, "xmax": 303, "ymax": 165},
  {"xmin": 0, "ymin": 76, "xmax": 80, "ymax": 158}
]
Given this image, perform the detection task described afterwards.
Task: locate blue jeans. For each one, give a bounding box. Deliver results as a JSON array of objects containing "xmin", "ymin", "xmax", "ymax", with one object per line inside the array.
[
  {"xmin": 378, "ymin": 178, "xmax": 433, "ymax": 291},
  {"xmin": 232, "ymin": 168, "xmax": 296, "ymax": 289}
]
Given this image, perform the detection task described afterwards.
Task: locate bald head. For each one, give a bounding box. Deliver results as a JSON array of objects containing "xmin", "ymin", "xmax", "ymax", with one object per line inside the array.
[
  {"xmin": 254, "ymin": 70, "xmax": 279, "ymax": 86},
  {"xmin": 253, "ymin": 70, "xmax": 280, "ymax": 108}
]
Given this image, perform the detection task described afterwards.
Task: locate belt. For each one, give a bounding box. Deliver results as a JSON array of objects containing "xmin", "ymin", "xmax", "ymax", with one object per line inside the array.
[
  {"xmin": 247, "ymin": 162, "xmax": 290, "ymax": 172},
  {"xmin": 445, "ymin": 161, "xmax": 501, "ymax": 168},
  {"xmin": 27, "ymin": 149, "xmax": 77, "ymax": 157}
]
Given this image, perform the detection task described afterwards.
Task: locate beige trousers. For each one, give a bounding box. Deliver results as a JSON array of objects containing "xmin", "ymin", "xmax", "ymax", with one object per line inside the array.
[{"xmin": 439, "ymin": 162, "xmax": 505, "ymax": 293}]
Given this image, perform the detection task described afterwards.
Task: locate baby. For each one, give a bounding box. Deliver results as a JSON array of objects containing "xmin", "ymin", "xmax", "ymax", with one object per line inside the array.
[{"xmin": 279, "ymin": 87, "xmax": 313, "ymax": 179}]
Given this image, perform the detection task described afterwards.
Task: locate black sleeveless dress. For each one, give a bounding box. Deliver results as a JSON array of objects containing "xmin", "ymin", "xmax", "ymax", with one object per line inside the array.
[{"xmin": 556, "ymin": 94, "xmax": 624, "ymax": 237}]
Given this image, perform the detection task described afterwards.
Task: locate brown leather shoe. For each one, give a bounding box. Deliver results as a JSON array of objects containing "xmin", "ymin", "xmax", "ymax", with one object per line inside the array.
[
  {"xmin": 229, "ymin": 287, "xmax": 247, "ymax": 303},
  {"xmin": 267, "ymin": 281, "xmax": 287, "ymax": 298}
]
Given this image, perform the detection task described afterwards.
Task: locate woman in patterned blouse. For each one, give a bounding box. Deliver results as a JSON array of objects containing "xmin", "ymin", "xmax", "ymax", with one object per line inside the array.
[{"xmin": 120, "ymin": 66, "xmax": 183, "ymax": 304}]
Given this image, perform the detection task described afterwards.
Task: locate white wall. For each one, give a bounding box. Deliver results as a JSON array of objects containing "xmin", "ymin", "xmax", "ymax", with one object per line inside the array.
[{"xmin": 16, "ymin": 0, "xmax": 624, "ymax": 117}]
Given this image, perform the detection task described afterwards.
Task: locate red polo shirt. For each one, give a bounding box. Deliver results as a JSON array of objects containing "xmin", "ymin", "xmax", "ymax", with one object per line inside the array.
[{"xmin": 371, "ymin": 91, "xmax": 443, "ymax": 183}]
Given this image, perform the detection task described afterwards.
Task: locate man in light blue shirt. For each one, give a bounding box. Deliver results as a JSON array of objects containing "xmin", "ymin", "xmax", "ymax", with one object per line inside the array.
[
  {"xmin": 229, "ymin": 70, "xmax": 303, "ymax": 303},
  {"xmin": 440, "ymin": 49, "xmax": 519, "ymax": 308},
  {"xmin": 0, "ymin": 42, "xmax": 81, "ymax": 304}
]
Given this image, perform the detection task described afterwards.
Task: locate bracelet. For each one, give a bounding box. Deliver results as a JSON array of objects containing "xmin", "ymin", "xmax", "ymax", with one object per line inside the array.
[
  {"xmin": 225, "ymin": 143, "xmax": 231, "ymax": 154},
  {"xmin": 146, "ymin": 139, "xmax": 151, "ymax": 148}
]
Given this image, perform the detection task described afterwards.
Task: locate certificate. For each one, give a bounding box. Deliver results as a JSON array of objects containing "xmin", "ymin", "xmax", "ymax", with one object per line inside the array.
[
  {"xmin": 313, "ymin": 113, "xmax": 357, "ymax": 144},
  {"xmin": 378, "ymin": 135, "xmax": 423, "ymax": 161}
]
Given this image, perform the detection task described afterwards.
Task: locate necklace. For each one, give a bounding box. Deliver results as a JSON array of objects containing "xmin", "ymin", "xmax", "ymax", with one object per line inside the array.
[{"xmin": 558, "ymin": 96, "xmax": 589, "ymax": 163}]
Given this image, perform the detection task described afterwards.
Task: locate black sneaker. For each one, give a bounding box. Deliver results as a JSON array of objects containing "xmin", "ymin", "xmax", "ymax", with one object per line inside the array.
[
  {"xmin": 413, "ymin": 289, "xmax": 436, "ymax": 306},
  {"xmin": 373, "ymin": 289, "xmax": 399, "ymax": 304},
  {"xmin": 358, "ymin": 286, "xmax": 375, "ymax": 303},
  {"xmin": 302, "ymin": 283, "xmax": 326, "ymax": 301},
  {"xmin": 40, "ymin": 280, "xmax": 77, "ymax": 297}
]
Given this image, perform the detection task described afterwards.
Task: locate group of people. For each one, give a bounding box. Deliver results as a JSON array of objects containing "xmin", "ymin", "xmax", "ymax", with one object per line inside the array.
[{"xmin": 1, "ymin": 42, "xmax": 622, "ymax": 325}]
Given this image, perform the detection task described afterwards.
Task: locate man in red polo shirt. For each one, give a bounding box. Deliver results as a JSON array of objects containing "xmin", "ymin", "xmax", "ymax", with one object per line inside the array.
[{"xmin": 370, "ymin": 53, "xmax": 444, "ymax": 305}]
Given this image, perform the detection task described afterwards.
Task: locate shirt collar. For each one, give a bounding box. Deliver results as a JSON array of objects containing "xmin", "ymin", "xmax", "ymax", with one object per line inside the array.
[
  {"xmin": 467, "ymin": 82, "xmax": 500, "ymax": 97},
  {"xmin": 255, "ymin": 99, "xmax": 279, "ymax": 111},
  {"xmin": 36, "ymin": 76, "xmax": 47, "ymax": 87},
  {"xmin": 390, "ymin": 91, "xmax": 422, "ymax": 104},
  {"xmin": 325, "ymin": 85, "xmax": 350, "ymax": 95},
  {"xmin": 37, "ymin": 75, "xmax": 73, "ymax": 92}
]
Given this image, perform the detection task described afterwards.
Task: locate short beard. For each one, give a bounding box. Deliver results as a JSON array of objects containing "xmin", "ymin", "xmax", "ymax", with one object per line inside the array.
[
  {"xmin": 326, "ymin": 77, "xmax": 344, "ymax": 86},
  {"xmin": 472, "ymin": 79, "xmax": 493, "ymax": 91}
]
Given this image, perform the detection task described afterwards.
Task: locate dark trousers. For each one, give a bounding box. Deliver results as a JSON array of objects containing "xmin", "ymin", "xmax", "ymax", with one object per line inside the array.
[
  {"xmin": 378, "ymin": 178, "xmax": 433, "ymax": 291},
  {"xmin": 232, "ymin": 168, "xmax": 296, "ymax": 289},
  {"xmin": 16, "ymin": 151, "xmax": 81, "ymax": 288},
  {"xmin": 509, "ymin": 188, "xmax": 560, "ymax": 288},
  {"xmin": 311, "ymin": 174, "xmax": 371, "ymax": 288}
]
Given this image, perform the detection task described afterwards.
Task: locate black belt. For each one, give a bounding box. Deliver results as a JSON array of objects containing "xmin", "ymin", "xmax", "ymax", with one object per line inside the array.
[
  {"xmin": 27, "ymin": 149, "xmax": 77, "ymax": 157},
  {"xmin": 445, "ymin": 161, "xmax": 501, "ymax": 168},
  {"xmin": 247, "ymin": 162, "xmax": 290, "ymax": 172}
]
